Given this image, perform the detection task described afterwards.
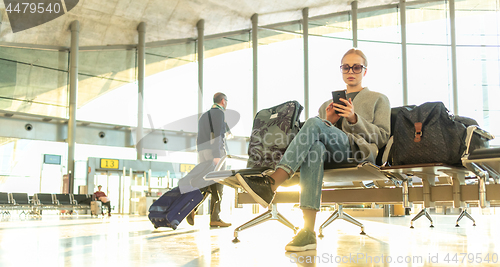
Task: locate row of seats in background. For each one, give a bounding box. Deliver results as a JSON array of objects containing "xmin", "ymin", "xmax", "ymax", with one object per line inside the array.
[{"xmin": 0, "ymin": 192, "xmax": 93, "ymax": 218}]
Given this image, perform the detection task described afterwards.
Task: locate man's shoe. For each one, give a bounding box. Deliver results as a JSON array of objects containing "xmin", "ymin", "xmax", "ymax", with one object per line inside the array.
[
  {"xmin": 210, "ymin": 220, "xmax": 232, "ymax": 227},
  {"xmin": 285, "ymin": 229, "xmax": 317, "ymax": 252},
  {"xmin": 186, "ymin": 211, "xmax": 195, "ymax": 226},
  {"xmin": 235, "ymin": 174, "xmax": 276, "ymax": 208}
]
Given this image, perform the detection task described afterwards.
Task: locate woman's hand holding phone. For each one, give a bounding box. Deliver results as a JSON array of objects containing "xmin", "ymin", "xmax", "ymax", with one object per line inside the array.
[
  {"xmin": 331, "ymin": 90, "xmax": 357, "ymax": 124},
  {"xmin": 336, "ymin": 98, "xmax": 357, "ymax": 124}
]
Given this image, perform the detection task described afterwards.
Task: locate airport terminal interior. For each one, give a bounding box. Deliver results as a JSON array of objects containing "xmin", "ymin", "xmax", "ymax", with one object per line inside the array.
[{"xmin": 1, "ymin": 0, "xmax": 500, "ymax": 266}]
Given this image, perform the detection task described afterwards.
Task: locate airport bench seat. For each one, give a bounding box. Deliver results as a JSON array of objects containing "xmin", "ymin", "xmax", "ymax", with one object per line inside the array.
[
  {"xmin": 205, "ymin": 157, "xmax": 409, "ymax": 241},
  {"xmin": 5, "ymin": 193, "xmax": 93, "ymax": 216},
  {"xmin": 0, "ymin": 192, "xmax": 14, "ymax": 216},
  {"xmin": 204, "ymin": 122, "xmax": 497, "ymax": 242},
  {"xmin": 72, "ymin": 194, "xmax": 92, "ymax": 210},
  {"xmin": 34, "ymin": 193, "xmax": 57, "ymax": 209},
  {"xmin": 11, "ymin": 193, "xmax": 34, "ymax": 207},
  {"xmin": 10, "ymin": 193, "xmax": 37, "ymax": 216},
  {"xmin": 54, "ymin": 194, "xmax": 80, "ymax": 212},
  {"xmin": 462, "ymin": 147, "xmax": 500, "ymax": 208},
  {"xmin": 0, "ymin": 192, "xmax": 10, "ymax": 205}
]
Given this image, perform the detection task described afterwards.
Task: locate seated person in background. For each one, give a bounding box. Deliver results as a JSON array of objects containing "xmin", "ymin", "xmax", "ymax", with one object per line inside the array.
[{"xmin": 94, "ymin": 185, "xmax": 111, "ymax": 216}]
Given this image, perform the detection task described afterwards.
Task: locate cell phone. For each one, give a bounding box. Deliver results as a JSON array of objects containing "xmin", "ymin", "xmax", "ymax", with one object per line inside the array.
[{"xmin": 332, "ymin": 90, "xmax": 347, "ymax": 113}]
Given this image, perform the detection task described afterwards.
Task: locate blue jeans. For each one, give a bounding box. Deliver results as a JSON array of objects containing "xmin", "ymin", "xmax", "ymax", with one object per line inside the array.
[{"xmin": 276, "ymin": 117, "xmax": 351, "ymax": 211}]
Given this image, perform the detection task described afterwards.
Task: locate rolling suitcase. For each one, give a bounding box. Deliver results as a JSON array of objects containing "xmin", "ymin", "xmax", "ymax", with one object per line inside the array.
[
  {"xmin": 148, "ymin": 187, "xmax": 208, "ymax": 230},
  {"xmin": 90, "ymin": 201, "xmax": 101, "ymax": 216}
]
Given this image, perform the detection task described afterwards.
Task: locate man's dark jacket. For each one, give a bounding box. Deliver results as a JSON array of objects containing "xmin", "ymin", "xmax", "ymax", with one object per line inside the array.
[{"xmin": 196, "ymin": 107, "xmax": 226, "ymax": 158}]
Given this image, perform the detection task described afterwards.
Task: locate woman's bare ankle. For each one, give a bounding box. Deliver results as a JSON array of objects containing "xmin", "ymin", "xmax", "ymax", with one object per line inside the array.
[{"xmin": 270, "ymin": 168, "xmax": 290, "ymax": 191}]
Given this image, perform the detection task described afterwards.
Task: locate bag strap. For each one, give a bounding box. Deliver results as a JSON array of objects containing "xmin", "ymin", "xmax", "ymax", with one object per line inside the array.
[
  {"xmin": 208, "ymin": 110, "xmax": 215, "ymax": 140},
  {"xmin": 208, "ymin": 109, "xmax": 230, "ymax": 157}
]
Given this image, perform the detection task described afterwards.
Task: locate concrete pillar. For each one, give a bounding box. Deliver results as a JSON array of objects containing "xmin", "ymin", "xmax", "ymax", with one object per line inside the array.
[
  {"xmin": 137, "ymin": 22, "xmax": 146, "ymax": 160},
  {"xmin": 303, "ymin": 8, "xmax": 309, "ymax": 119},
  {"xmin": 252, "ymin": 14, "xmax": 258, "ymax": 117},
  {"xmin": 400, "ymin": 0, "xmax": 408, "ymax": 106},
  {"xmin": 450, "ymin": 0, "xmax": 459, "ymax": 114},
  {"xmin": 351, "ymin": 1, "xmax": 358, "ymax": 47},
  {"xmin": 197, "ymin": 19, "xmax": 204, "ymax": 116},
  {"xmin": 67, "ymin": 20, "xmax": 79, "ymax": 194}
]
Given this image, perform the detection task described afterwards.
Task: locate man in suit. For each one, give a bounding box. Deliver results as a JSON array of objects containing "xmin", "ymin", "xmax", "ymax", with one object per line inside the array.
[{"xmin": 187, "ymin": 92, "xmax": 231, "ymax": 227}]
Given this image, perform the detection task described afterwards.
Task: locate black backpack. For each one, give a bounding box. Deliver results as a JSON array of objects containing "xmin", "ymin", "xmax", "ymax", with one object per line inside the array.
[{"xmin": 247, "ymin": 100, "xmax": 303, "ymax": 169}]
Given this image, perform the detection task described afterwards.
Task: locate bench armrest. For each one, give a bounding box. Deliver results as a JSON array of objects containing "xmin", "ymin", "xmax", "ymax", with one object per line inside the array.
[
  {"xmin": 214, "ymin": 154, "xmax": 249, "ymax": 172},
  {"xmin": 464, "ymin": 125, "xmax": 495, "ymax": 156},
  {"xmin": 381, "ymin": 136, "xmax": 394, "ymax": 166}
]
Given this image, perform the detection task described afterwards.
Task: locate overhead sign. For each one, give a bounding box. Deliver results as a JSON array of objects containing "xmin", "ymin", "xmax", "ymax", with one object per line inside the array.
[
  {"xmin": 44, "ymin": 154, "xmax": 61, "ymax": 165},
  {"xmin": 180, "ymin": 164, "xmax": 195, "ymax": 173},
  {"xmin": 100, "ymin": 158, "xmax": 119, "ymax": 169},
  {"xmin": 144, "ymin": 153, "xmax": 157, "ymax": 160}
]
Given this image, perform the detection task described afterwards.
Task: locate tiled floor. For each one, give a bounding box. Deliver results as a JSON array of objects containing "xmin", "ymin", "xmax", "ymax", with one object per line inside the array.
[{"xmin": 1, "ymin": 208, "xmax": 499, "ymax": 267}]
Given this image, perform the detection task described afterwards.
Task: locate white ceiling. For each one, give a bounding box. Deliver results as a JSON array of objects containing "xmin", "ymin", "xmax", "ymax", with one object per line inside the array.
[{"xmin": 0, "ymin": 0, "xmax": 398, "ymax": 47}]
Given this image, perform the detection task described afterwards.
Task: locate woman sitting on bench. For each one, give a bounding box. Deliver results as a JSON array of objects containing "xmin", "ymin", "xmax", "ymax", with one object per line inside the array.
[{"xmin": 237, "ymin": 48, "xmax": 391, "ymax": 252}]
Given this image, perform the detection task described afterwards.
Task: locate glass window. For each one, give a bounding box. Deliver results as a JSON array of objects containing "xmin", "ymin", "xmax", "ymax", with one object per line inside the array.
[
  {"xmin": 146, "ymin": 42, "xmax": 196, "ymax": 77},
  {"xmin": 143, "ymin": 62, "xmax": 198, "ymax": 132},
  {"xmin": 406, "ymin": 1, "xmax": 452, "ymax": 108},
  {"xmin": 455, "ymin": 0, "xmax": 500, "ymax": 146},
  {"xmin": 77, "ymin": 50, "xmax": 137, "ymax": 125},
  {"xmin": 0, "ymin": 139, "xmax": 67, "ymax": 194},
  {"xmin": 0, "ymin": 46, "xmax": 68, "ymax": 70},
  {"xmin": 358, "ymin": 7, "xmax": 401, "ymax": 43},
  {"xmin": 203, "ymin": 33, "xmax": 253, "ymax": 137},
  {"xmin": 0, "ymin": 47, "xmax": 68, "ymax": 117},
  {"xmin": 358, "ymin": 6, "xmax": 403, "ymax": 107},
  {"xmin": 455, "ymin": 0, "xmax": 500, "ymax": 46},
  {"xmin": 406, "ymin": 1, "xmax": 450, "ymax": 45},
  {"xmin": 309, "ymin": 35, "xmax": 352, "ymax": 117},
  {"xmin": 406, "ymin": 45, "xmax": 452, "ymax": 107},
  {"xmin": 76, "ymin": 74, "xmax": 138, "ymax": 126},
  {"xmin": 308, "ymin": 12, "xmax": 352, "ymax": 117},
  {"xmin": 143, "ymin": 42, "xmax": 197, "ymax": 132},
  {"xmin": 309, "ymin": 14, "xmax": 350, "ymax": 38},
  {"xmin": 257, "ymin": 27, "xmax": 304, "ymax": 120},
  {"xmin": 359, "ymin": 42, "xmax": 403, "ymax": 107}
]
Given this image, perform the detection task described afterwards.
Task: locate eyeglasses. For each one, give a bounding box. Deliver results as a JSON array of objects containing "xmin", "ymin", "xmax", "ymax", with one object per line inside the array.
[{"xmin": 340, "ymin": 64, "xmax": 366, "ymax": 74}]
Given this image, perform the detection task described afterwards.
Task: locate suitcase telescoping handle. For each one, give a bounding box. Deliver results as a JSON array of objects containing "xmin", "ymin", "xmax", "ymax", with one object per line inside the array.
[{"xmin": 179, "ymin": 199, "xmax": 195, "ymax": 213}]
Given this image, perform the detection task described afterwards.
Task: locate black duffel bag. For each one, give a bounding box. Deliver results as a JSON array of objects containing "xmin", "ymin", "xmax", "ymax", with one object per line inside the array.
[{"xmin": 391, "ymin": 102, "xmax": 484, "ymax": 166}]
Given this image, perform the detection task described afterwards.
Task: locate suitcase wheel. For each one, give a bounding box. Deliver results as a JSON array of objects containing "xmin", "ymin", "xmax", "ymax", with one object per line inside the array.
[{"xmin": 171, "ymin": 220, "xmax": 179, "ymax": 230}]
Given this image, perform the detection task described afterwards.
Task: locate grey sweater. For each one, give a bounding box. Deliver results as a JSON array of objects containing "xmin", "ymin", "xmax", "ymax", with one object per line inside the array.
[{"xmin": 318, "ymin": 87, "xmax": 391, "ymax": 163}]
